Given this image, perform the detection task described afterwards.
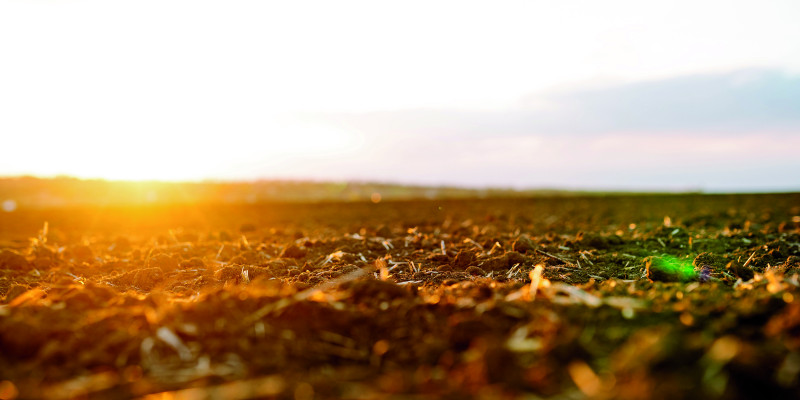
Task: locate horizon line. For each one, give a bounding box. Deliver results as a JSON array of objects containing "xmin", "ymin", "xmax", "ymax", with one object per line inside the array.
[{"xmin": 1, "ymin": 174, "xmax": 798, "ymax": 195}]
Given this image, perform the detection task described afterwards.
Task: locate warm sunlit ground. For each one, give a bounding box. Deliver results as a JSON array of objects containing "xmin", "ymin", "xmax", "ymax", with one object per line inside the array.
[{"xmin": 1, "ymin": 181, "xmax": 800, "ymax": 399}]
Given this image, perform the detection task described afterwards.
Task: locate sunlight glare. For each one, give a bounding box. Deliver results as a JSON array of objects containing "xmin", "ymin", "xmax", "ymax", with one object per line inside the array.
[
  {"xmin": 16, "ymin": 120, "xmax": 363, "ymax": 182},
  {"xmin": 2, "ymin": 199, "xmax": 16, "ymax": 212}
]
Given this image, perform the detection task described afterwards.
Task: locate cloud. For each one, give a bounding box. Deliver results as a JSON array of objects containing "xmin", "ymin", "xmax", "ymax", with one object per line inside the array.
[
  {"xmin": 308, "ymin": 68, "xmax": 800, "ymax": 138},
  {"xmin": 291, "ymin": 69, "xmax": 800, "ymax": 191},
  {"xmin": 541, "ymin": 69, "xmax": 800, "ymax": 134}
]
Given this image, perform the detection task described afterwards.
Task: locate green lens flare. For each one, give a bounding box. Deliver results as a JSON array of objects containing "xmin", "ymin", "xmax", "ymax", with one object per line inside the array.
[{"xmin": 647, "ymin": 256, "xmax": 697, "ymax": 282}]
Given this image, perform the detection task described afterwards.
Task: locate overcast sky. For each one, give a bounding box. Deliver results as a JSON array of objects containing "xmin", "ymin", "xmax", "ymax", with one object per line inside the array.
[{"xmin": 1, "ymin": 0, "xmax": 799, "ymax": 191}]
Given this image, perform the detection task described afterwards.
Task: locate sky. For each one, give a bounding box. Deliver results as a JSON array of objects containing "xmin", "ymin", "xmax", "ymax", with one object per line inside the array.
[{"xmin": 1, "ymin": 0, "xmax": 799, "ymax": 192}]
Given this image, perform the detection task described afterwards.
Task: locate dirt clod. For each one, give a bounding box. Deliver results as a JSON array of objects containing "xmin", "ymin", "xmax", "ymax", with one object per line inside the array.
[
  {"xmin": 452, "ymin": 250, "xmax": 475, "ymax": 271},
  {"xmin": 0, "ymin": 249, "xmax": 29, "ymax": 270},
  {"xmin": 65, "ymin": 245, "xmax": 94, "ymax": 262},
  {"xmin": 281, "ymin": 244, "xmax": 307, "ymax": 259},
  {"xmin": 693, "ymin": 252, "xmax": 728, "ymax": 269},
  {"xmin": 512, "ymin": 235, "xmax": 536, "ymax": 253},
  {"xmin": 147, "ymin": 253, "xmax": 179, "ymax": 272},
  {"xmin": 466, "ymin": 266, "xmax": 486, "ymax": 276},
  {"xmin": 727, "ymin": 260, "xmax": 755, "ymax": 281}
]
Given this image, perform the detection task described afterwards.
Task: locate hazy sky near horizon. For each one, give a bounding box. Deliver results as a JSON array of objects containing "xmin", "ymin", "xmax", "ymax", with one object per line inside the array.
[{"xmin": 1, "ymin": 0, "xmax": 799, "ymax": 191}]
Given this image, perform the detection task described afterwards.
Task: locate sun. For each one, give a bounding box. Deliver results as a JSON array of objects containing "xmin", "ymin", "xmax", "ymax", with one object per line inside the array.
[{"xmin": 14, "ymin": 120, "xmax": 362, "ymax": 182}]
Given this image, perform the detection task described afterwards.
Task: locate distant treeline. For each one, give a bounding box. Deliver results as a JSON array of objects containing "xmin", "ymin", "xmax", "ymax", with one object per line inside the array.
[{"xmin": 0, "ymin": 176, "xmax": 592, "ymax": 207}]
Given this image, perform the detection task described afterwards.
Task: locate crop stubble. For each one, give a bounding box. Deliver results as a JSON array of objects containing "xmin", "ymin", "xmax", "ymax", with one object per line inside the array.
[{"xmin": 1, "ymin": 194, "xmax": 800, "ymax": 399}]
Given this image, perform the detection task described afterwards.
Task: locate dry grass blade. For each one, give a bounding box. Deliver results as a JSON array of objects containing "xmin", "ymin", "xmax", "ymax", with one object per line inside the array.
[
  {"xmin": 506, "ymin": 263, "xmax": 522, "ymax": 279},
  {"xmin": 550, "ymin": 283, "xmax": 602, "ymax": 307},
  {"xmin": 464, "ymin": 238, "xmax": 483, "ymax": 250},
  {"xmin": 529, "ymin": 264, "xmax": 544, "ymax": 299},
  {"xmin": 743, "ymin": 248, "xmax": 759, "ymax": 268},
  {"xmin": 140, "ymin": 375, "xmax": 286, "ymax": 400},
  {"xmin": 156, "ymin": 327, "xmax": 193, "ymax": 361},
  {"xmin": 376, "ymin": 258, "xmax": 389, "ymax": 281},
  {"xmin": 40, "ymin": 221, "xmax": 49, "ymax": 244},
  {"xmin": 535, "ymin": 249, "xmax": 570, "ymax": 264}
]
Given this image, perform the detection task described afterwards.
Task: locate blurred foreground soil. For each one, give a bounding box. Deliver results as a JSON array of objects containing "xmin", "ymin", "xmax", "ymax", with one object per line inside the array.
[{"xmin": 1, "ymin": 193, "xmax": 800, "ymax": 399}]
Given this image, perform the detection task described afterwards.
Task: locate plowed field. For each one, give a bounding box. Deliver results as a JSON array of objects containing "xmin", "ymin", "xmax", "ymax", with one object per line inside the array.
[{"xmin": 2, "ymin": 193, "xmax": 800, "ymax": 399}]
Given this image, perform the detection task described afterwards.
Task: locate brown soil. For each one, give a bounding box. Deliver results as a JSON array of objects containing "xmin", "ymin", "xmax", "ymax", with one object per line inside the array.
[{"xmin": 1, "ymin": 193, "xmax": 800, "ymax": 399}]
